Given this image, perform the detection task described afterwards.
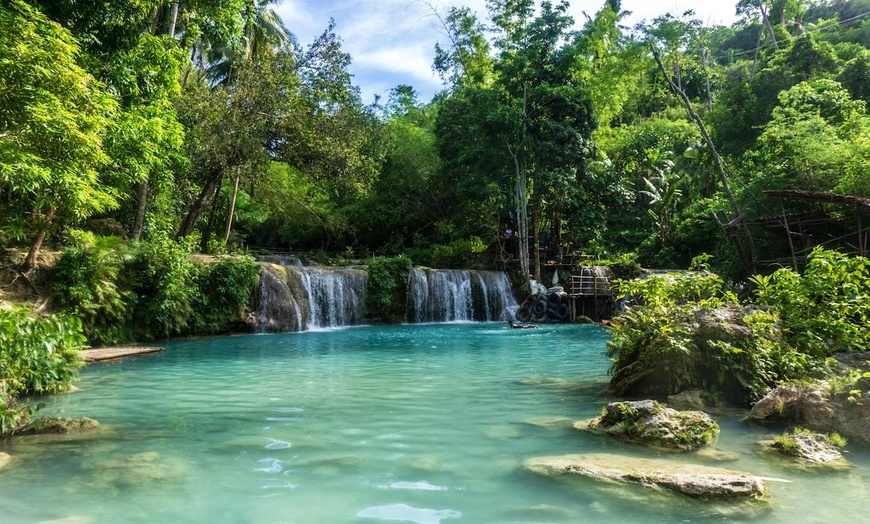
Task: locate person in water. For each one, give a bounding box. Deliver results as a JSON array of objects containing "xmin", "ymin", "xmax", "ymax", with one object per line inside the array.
[{"xmin": 509, "ymin": 320, "xmax": 538, "ymax": 329}]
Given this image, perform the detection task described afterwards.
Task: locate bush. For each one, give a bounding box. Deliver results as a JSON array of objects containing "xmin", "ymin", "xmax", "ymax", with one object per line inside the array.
[
  {"xmin": 191, "ymin": 256, "xmax": 260, "ymax": 333},
  {"xmin": 52, "ymin": 232, "xmax": 131, "ymax": 345},
  {"xmin": 53, "ymin": 233, "xmax": 261, "ymax": 344},
  {"xmin": 124, "ymin": 232, "xmax": 199, "ymax": 339},
  {"xmin": 366, "ymin": 256, "xmax": 413, "ymax": 322},
  {"xmin": 751, "ymin": 247, "xmax": 870, "ymax": 356},
  {"xmin": 607, "ymin": 257, "xmax": 828, "ymax": 404},
  {"xmin": 431, "ymin": 236, "xmax": 487, "ymax": 268},
  {"xmin": 0, "ymin": 306, "xmax": 86, "ymax": 433}
]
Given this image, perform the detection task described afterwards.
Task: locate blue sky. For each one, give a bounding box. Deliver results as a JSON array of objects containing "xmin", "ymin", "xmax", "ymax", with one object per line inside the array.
[{"xmin": 274, "ymin": 0, "xmax": 740, "ymax": 104}]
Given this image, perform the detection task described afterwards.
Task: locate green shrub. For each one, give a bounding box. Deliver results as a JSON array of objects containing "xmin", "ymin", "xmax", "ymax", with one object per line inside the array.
[
  {"xmin": 123, "ymin": 233, "xmax": 199, "ymax": 339},
  {"xmin": 432, "ymin": 236, "xmax": 487, "ymax": 267},
  {"xmin": 366, "ymin": 256, "xmax": 413, "ymax": 322},
  {"xmin": 52, "ymin": 232, "xmax": 131, "ymax": 345},
  {"xmin": 751, "ymin": 247, "xmax": 870, "ymax": 356},
  {"xmin": 607, "ymin": 257, "xmax": 828, "ymax": 404},
  {"xmin": 0, "ymin": 307, "xmax": 86, "ymax": 433},
  {"xmin": 191, "ymin": 256, "xmax": 260, "ymax": 333}
]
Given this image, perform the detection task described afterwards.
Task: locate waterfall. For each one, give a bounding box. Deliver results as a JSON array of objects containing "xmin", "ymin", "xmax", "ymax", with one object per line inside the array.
[
  {"xmin": 253, "ymin": 261, "xmax": 367, "ymax": 332},
  {"xmin": 302, "ymin": 267, "xmax": 368, "ymax": 329},
  {"xmin": 407, "ymin": 269, "xmax": 518, "ymax": 323}
]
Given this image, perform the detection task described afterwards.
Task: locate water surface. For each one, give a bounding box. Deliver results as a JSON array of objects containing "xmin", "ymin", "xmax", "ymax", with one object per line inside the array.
[{"xmin": 1, "ymin": 324, "xmax": 868, "ymax": 523}]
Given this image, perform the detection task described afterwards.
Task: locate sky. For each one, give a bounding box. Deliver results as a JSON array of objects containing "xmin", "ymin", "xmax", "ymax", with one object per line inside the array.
[{"xmin": 274, "ymin": 0, "xmax": 741, "ymax": 104}]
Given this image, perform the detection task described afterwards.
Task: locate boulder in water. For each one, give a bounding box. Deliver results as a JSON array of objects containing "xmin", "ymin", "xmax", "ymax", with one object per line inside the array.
[
  {"xmin": 0, "ymin": 452, "xmax": 10, "ymax": 470},
  {"xmin": 579, "ymin": 400, "xmax": 719, "ymax": 450},
  {"xmin": 762, "ymin": 429, "xmax": 852, "ymax": 469},
  {"xmin": 524, "ymin": 453, "xmax": 768, "ymax": 501},
  {"xmin": 748, "ymin": 382, "xmax": 870, "ymax": 443},
  {"xmin": 12, "ymin": 416, "xmax": 99, "ymax": 436}
]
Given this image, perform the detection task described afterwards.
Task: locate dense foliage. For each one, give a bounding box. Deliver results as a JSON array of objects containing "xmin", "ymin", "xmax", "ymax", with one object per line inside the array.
[
  {"xmin": 0, "ymin": 307, "xmax": 85, "ymax": 432},
  {"xmin": 2, "ymin": 0, "xmax": 869, "ymax": 275},
  {"xmin": 53, "ymin": 234, "xmax": 260, "ymax": 345},
  {"xmin": 607, "ymin": 249, "xmax": 866, "ymax": 405},
  {"xmin": 365, "ymin": 256, "xmax": 413, "ymax": 322}
]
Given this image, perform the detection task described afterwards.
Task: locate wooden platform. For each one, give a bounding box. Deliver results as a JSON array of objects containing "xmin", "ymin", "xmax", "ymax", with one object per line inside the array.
[{"xmin": 82, "ymin": 346, "xmax": 165, "ymax": 363}]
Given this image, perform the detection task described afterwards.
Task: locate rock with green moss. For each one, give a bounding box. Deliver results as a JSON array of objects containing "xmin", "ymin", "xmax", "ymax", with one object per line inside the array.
[
  {"xmin": 524, "ymin": 453, "xmax": 768, "ymax": 501},
  {"xmin": 762, "ymin": 428, "xmax": 852, "ymax": 469},
  {"xmin": 748, "ymin": 382, "xmax": 870, "ymax": 443},
  {"xmin": 579, "ymin": 400, "xmax": 719, "ymax": 450},
  {"xmin": 12, "ymin": 416, "xmax": 99, "ymax": 436}
]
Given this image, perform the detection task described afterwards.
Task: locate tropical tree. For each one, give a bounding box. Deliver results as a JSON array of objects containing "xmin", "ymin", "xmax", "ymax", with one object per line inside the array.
[{"xmin": 0, "ymin": 0, "xmax": 119, "ymax": 271}]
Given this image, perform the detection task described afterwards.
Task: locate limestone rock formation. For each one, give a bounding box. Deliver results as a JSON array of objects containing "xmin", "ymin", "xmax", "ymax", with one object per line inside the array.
[
  {"xmin": 524, "ymin": 453, "xmax": 768, "ymax": 501},
  {"xmin": 579, "ymin": 400, "xmax": 719, "ymax": 450},
  {"xmin": 749, "ymin": 383, "xmax": 870, "ymax": 443},
  {"xmin": 763, "ymin": 430, "xmax": 852, "ymax": 469},
  {"xmin": 12, "ymin": 416, "xmax": 99, "ymax": 436}
]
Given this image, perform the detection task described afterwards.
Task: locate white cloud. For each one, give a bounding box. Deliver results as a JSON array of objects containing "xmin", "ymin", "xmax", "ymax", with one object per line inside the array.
[{"xmin": 273, "ymin": 0, "xmax": 740, "ymax": 104}]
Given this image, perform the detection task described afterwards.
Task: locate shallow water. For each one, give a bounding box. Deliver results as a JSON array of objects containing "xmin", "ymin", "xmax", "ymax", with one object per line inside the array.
[{"xmin": 1, "ymin": 324, "xmax": 869, "ymax": 523}]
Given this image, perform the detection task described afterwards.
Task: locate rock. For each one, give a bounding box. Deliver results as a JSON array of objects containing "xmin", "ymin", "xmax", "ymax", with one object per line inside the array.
[
  {"xmin": 523, "ymin": 416, "xmax": 573, "ymax": 428},
  {"xmin": 695, "ymin": 448, "xmax": 741, "ymax": 462},
  {"xmin": 85, "ymin": 451, "xmax": 188, "ymax": 490},
  {"xmin": 748, "ymin": 382, "xmax": 870, "ymax": 443},
  {"xmin": 694, "ymin": 305, "xmax": 752, "ymax": 345},
  {"xmin": 0, "ymin": 452, "xmax": 11, "ymax": 470},
  {"xmin": 517, "ymin": 377, "xmax": 586, "ymax": 391},
  {"xmin": 763, "ymin": 430, "xmax": 852, "ymax": 469},
  {"xmin": 524, "ymin": 453, "xmax": 768, "ymax": 501},
  {"xmin": 13, "ymin": 417, "xmax": 99, "ymax": 436},
  {"xmin": 579, "ymin": 400, "xmax": 719, "ymax": 450},
  {"xmin": 667, "ymin": 390, "xmax": 707, "ymax": 410},
  {"xmin": 34, "ymin": 517, "xmax": 92, "ymax": 524}
]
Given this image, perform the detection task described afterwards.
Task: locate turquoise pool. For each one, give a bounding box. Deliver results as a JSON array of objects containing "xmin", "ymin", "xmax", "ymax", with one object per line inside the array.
[{"xmin": 1, "ymin": 324, "xmax": 868, "ymax": 523}]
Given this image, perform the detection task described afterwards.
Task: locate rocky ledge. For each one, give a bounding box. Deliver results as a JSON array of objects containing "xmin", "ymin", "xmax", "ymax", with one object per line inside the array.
[
  {"xmin": 579, "ymin": 400, "xmax": 720, "ymax": 450},
  {"xmin": 524, "ymin": 453, "xmax": 768, "ymax": 501},
  {"xmin": 763, "ymin": 430, "xmax": 852, "ymax": 469},
  {"xmin": 10, "ymin": 416, "xmax": 100, "ymax": 436},
  {"xmin": 748, "ymin": 383, "xmax": 870, "ymax": 443}
]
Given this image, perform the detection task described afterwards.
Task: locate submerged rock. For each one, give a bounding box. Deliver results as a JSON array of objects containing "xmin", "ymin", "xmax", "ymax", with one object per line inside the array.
[
  {"xmin": 666, "ymin": 389, "xmax": 708, "ymax": 410},
  {"xmin": 12, "ymin": 417, "xmax": 99, "ymax": 436},
  {"xmin": 0, "ymin": 452, "xmax": 10, "ymax": 470},
  {"xmin": 762, "ymin": 430, "xmax": 852, "ymax": 469},
  {"xmin": 523, "ymin": 415, "xmax": 574, "ymax": 428},
  {"xmin": 524, "ymin": 453, "xmax": 768, "ymax": 501},
  {"xmin": 85, "ymin": 451, "xmax": 188, "ymax": 490},
  {"xmin": 579, "ymin": 400, "xmax": 719, "ymax": 450},
  {"xmin": 748, "ymin": 383, "xmax": 870, "ymax": 443}
]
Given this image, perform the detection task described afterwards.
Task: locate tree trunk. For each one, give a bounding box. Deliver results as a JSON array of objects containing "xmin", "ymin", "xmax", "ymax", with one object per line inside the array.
[
  {"xmin": 201, "ymin": 178, "xmax": 223, "ymax": 252},
  {"xmin": 702, "ymin": 48, "xmax": 713, "ymax": 112},
  {"xmin": 22, "ymin": 207, "xmax": 56, "ymax": 273},
  {"xmin": 223, "ymin": 166, "xmax": 242, "ymax": 244},
  {"xmin": 651, "ymin": 45, "xmax": 755, "ymax": 273},
  {"xmin": 178, "ymin": 166, "xmax": 224, "ymax": 238},
  {"xmin": 130, "ymin": 180, "xmax": 149, "ymax": 240},
  {"xmin": 168, "ymin": 2, "xmax": 179, "ymax": 39},
  {"xmin": 760, "ymin": 3, "xmax": 779, "ymax": 50},
  {"xmin": 531, "ymin": 205, "xmax": 541, "ymax": 283}
]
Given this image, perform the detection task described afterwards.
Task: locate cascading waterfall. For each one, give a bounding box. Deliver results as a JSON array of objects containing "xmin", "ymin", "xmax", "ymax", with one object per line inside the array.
[
  {"xmin": 407, "ymin": 269, "xmax": 518, "ymax": 323},
  {"xmin": 302, "ymin": 267, "xmax": 368, "ymax": 329},
  {"xmin": 254, "ymin": 261, "xmax": 367, "ymax": 332}
]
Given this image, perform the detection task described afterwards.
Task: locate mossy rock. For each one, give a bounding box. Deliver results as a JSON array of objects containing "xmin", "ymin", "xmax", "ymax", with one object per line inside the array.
[
  {"xmin": 580, "ymin": 400, "xmax": 719, "ymax": 450},
  {"xmin": 762, "ymin": 429, "xmax": 853, "ymax": 470},
  {"xmin": 12, "ymin": 416, "xmax": 99, "ymax": 436}
]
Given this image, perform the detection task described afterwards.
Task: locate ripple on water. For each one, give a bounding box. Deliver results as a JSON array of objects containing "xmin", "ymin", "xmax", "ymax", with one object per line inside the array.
[
  {"xmin": 386, "ymin": 481, "xmax": 447, "ymax": 491},
  {"xmin": 355, "ymin": 504, "xmax": 461, "ymax": 524},
  {"xmin": 255, "ymin": 458, "xmax": 282, "ymax": 473},
  {"xmin": 265, "ymin": 438, "xmax": 292, "ymax": 449}
]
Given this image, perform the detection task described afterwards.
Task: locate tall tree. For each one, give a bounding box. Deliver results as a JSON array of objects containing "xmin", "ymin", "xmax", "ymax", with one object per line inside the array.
[{"xmin": 1, "ymin": 0, "xmax": 119, "ymax": 271}]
